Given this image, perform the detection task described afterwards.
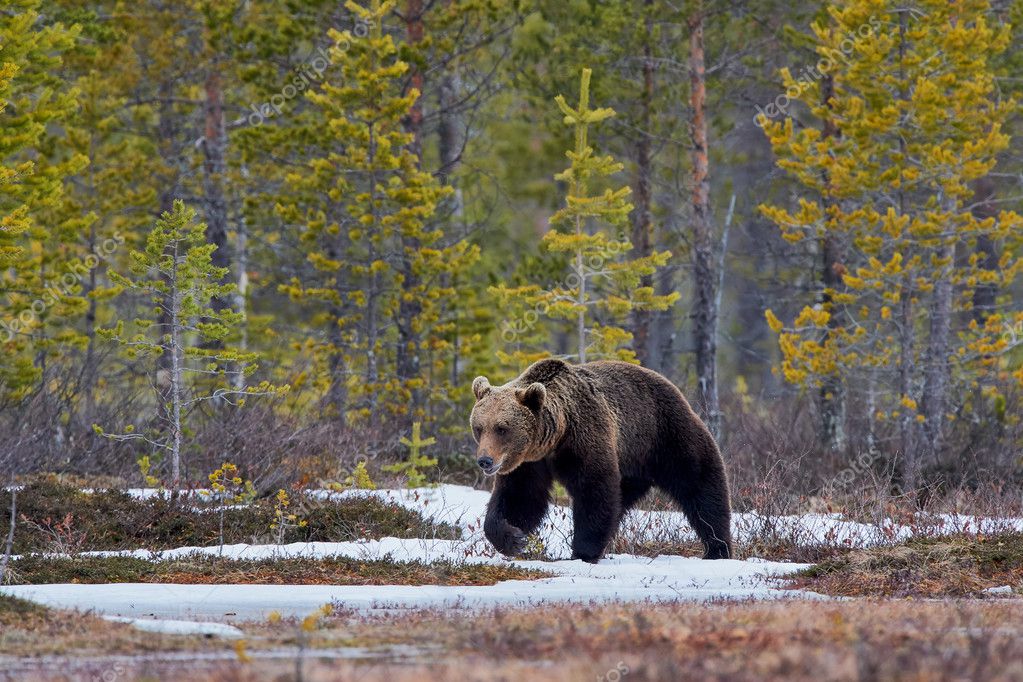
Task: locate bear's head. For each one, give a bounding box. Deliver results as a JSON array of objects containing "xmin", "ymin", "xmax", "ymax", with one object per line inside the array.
[{"xmin": 468, "ymin": 375, "xmax": 547, "ymax": 476}]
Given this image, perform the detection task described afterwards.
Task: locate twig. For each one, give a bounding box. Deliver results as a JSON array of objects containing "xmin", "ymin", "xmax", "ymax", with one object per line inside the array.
[{"xmin": 1, "ymin": 488, "xmax": 16, "ymax": 584}]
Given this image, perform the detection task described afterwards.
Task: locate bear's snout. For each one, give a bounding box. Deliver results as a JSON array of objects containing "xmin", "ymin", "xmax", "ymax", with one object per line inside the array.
[{"xmin": 477, "ymin": 453, "xmax": 500, "ymax": 475}]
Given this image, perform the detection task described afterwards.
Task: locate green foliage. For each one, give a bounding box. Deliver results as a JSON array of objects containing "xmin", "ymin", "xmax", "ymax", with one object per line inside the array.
[
  {"xmin": 270, "ymin": 488, "xmax": 307, "ymax": 545},
  {"xmin": 3, "ymin": 0, "xmax": 1022, "ymax": 490},
  {"xmin": 0, "ymin": 1, "xmax": 86, "ymax": 400},
  {"xmin": 384, "ymin": 421, "xmax": 439, "ymax": 487},
  {"xmin": 760, "ymin": 0, "xmax": 1023, "ymax": 440},
  {"xmin": 96, "ymin": 202, "xmax": 286, "ymax": 480},
  {"xmin": 135, "ymin": 455, "xmax": 160, "ymax": 488},
  {"xmin": 492, "ymin": 68, "xmax": 678, "ymax": 365},
  {"xmin": 274, "ymin": 0, "xmax": 478, "ymax": 426},
  {"xmin": 344, "ymin": 461, "xmax": 377, "ymax": 490}
]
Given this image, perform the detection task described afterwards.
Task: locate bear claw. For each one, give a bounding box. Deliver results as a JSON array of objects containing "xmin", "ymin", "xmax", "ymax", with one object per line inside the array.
[{"xmin": 493, "ymin": 524, "xmax": 527, "ymax": 557}]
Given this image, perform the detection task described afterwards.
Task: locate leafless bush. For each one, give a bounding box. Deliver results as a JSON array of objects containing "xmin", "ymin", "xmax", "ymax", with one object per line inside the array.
[{"xmin": 721, "ymin": 388, "xmax": 1023, "ymax": 519}]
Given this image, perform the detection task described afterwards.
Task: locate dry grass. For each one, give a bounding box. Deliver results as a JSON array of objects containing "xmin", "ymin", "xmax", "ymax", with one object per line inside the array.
[
  {"xmin": 0, "ymin": 594, "xmax": 224, "ymax": 659},
  {"xmin": 791, "ymin": 532, "xmax": 1023, "ymax": 598},
  {"xmin": 7, "ymin": 599, "xmax": 1023, "ymax": 681},
  {"xmin": 5, "ymin": 554, "xmax": 547, "ymax": 586}
]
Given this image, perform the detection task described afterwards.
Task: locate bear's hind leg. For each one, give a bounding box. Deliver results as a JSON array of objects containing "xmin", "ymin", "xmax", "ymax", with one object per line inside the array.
[{"xmin": 658, "ymin": 465, "xmax": 732, "ymax": 559}]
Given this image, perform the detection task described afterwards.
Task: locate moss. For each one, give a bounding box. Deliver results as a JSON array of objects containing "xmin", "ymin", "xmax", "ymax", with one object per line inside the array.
[
  {"xmin": 1, "ymin": 479, "xmax": 458, "ymax": 554},
  {"xmin": 791, "ymin": 533, "xmax": 1023, "ymax": 597},
  {"xmin": 7, "ymin": 554, "xmax": 549, "ymax": 586}
]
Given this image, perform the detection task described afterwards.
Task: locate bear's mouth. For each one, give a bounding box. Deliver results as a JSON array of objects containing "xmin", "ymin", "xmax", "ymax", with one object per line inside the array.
[{"xmin": 482, "ymin": 461, "xmax": 501, "ymax": 476}]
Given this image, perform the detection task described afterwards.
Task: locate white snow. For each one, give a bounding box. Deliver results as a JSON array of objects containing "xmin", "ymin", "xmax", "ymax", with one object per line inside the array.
[
  {"xmin": 5, "ymin": 483, "xmax": 1019, "ymax": 622},
  {"xmin": 1, "ymin": 551, "xmax": 816, "ymax": 620},
  {"xmin": 102, "ymin": 616, "xmax": 244, "ymax": 638},
  {"xmin": 319, "ymin": 485, "xmax": 1023, "ymax": 552},
  {"xmin": 121, "ymin": 484, "xmax": 1023, "ymax": 551}
]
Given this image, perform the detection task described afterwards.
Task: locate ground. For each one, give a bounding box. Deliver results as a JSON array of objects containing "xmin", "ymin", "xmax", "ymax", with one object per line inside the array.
[{"xmin": 1, "ymin": 480, "xmax": 1022, "ymax": 680}]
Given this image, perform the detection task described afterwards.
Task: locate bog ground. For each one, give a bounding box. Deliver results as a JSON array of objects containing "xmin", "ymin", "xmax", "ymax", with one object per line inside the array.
[{"xmin": 2, "ymin": 482, "xmax": 1022, "ymax": 681}]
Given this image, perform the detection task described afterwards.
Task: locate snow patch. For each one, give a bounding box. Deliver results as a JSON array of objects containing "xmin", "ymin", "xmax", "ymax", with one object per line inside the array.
[
  {"xmin": 2, "ymin": 551, "xmax": 815, "ymax": 620},
  {"xmin": 103, "ymin": 616, "xmax": 244, "ymax": 638}
]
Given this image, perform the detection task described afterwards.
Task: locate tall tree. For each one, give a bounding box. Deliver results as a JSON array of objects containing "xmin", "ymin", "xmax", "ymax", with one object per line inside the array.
[
  {"xmin": 0, "ymin": 2, "xmax": 85, "ymax": 403},
  {"xmin": 492, "ymin": 68, "xmax": 678, "ymax": 365},
  {"xmin": 761, "ymin": 0, "xmax": 1023, "ymax": 487},
  {"xmin": 276, "ymin": 0, "xmax": 477, "ymax": 427},
  {"xmin": 687, "ymin": 0, "xmax": 723, "ymax": 438}
]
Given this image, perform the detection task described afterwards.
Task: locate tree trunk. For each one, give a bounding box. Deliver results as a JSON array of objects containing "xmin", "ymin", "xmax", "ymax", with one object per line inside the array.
[
  {"xmin": 899, "ymin": 271, "xmax": 919, "ymax": 490},
  {"xmin": 80, "ymin": 140, "xmax": 101, "ymax": 425},
  {"xmin": 438, "ymin": 74, "xmax": 465, "ymax": 230},
  {"xmin": 169, "ymin": 241, "xmax": 184, "ymax": 485},
  {"xmin": 325, "ymin": 231, "xmax": 348, "ymax": 426},
  {"xmin": 438, "ymin": 71, "xmax": 465, "ymax": 386},
  {"xmin": 652, "ymin": 266, "xmax": 679, "ymax": 379},
  {"xmin": 630, "ymin": 0, "xmax": 655, "ymax": 368},
  {"xmin": 970, "ymin": 176, "xmax": 998, "ymax": 323},
  {"xmin": 688, "ymin": 4, "xmax": 720, "ymax": 439},
  {"xmin": 895, "ymin": 11, "xmax": 918, "ymax": 492},
  {"xmin": 155, "ymin": 79, "xmax": 179, "ymax": 416},
  {"xmin": 202, "ymin": 65, "xmax": 232, "ymax": 314},
  {"xmin": 1, "ymin": 487, "xmax": 15, "ymax": 585},
  {"xmin": 403, "ymin": 0, "xmax": 424, "ymax": 159},
  {"xmin": 231, "ymin": 206, "xmax": 249, "ymax": 391},
  {"xmin": 818, "ymin": 73, "xmax": 846, "ymax": 452},
  {"xmin": 327, "ymin": 311, "xmax": 349, "ymax": 428},
  {"xmin": 921, "ymin": 204, "xmax": 956, "ymax": 469},
  {"xmin": 577, "ymin": 245, "xmax": 587, "ymax": 363},
  {"xmin": 396, "ymin": 0, "xmax": 426, "ymax": 427}
]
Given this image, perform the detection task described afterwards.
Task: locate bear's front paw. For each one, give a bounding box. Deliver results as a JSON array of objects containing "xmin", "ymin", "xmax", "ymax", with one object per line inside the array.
[
  {"xmin": 503, "ymin": 526, "xmax": 528, "ymax": 556},
  {"xmin": 487, "ymin": 522, "xmax": 527, "ymax": 557}
]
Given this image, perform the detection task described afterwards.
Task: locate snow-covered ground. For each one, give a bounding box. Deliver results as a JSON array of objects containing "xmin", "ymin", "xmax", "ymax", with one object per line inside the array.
[
  {"xmin": 2, "ymin": 550, "xmax": 817, "ymax": 620},
  {"xmin": 4, "ymin": 484, "xmax": 1019, "ymax": 627},
  {"xmin": 119, "ymin": 484, "xmax": 1023, "ymax": 552},
  {"xmin": 317, "ymin": 484, "xmax": 1023, "ymax": 553}
]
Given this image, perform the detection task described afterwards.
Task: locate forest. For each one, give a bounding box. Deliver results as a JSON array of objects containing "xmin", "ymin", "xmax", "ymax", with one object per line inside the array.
[{"xmin": 2, "ymin": 0, "xmax": 1023, "ymax": 509}]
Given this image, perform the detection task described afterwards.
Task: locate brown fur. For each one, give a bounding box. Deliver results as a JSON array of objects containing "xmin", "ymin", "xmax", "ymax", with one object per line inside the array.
[{"xmin": 470, "ymin": 358, "xmax": 732, "ymax": 562}]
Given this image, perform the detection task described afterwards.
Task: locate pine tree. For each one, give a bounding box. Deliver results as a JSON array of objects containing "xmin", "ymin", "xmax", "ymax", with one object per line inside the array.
[
  {"xmin": 760, "ymin": 0, "xmax": 1023, "ymax": 486},
  {"xmin": 275, "ymin": 0, "xmax": 477, "ymax": 428},
  {"xmin": 0, "ymin": 2, "xmax": 85, "ymax": 402},
  {"xmin": 492, "ymin": 68, "xmax": 678, "ymax": 366},
  {"xmin": 48, "ymin": 1, "xmax": 165, "ymax": 421},
  {"xmin": 96, "ymin": 201, "xmax": 285, "ymax": 483}
]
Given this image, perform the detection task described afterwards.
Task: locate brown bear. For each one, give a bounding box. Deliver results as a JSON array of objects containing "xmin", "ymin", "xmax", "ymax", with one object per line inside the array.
[{"xmin": 470, "ymin": 358, "xmax": 732, "ymax": 562}]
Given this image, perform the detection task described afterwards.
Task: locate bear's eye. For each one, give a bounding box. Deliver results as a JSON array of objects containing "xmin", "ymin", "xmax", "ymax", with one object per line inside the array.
[{"xmin": 494, "ymin": 425, "xmax": 508, "ymax": 437}]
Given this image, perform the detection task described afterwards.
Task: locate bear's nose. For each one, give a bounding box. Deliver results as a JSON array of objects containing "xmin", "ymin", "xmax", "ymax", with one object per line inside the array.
[{"xmin": 477, "ymin": 456, "xmax": 494, "ymax": 471}]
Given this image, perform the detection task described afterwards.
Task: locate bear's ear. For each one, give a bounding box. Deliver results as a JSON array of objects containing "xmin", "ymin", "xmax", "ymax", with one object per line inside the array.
[
  {"xmin": 472, "ymin": 376, "xmax": 492, "ymax": 401},
  {"xmin": 515, "ymin": 382, "xmax": 546, "ymax": 412}
]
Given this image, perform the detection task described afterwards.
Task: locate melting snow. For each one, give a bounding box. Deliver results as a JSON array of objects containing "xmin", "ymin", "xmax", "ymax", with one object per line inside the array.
[{"xmin": 5, "ymin": 484, "xmax": 1019, "ymax": 622}]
